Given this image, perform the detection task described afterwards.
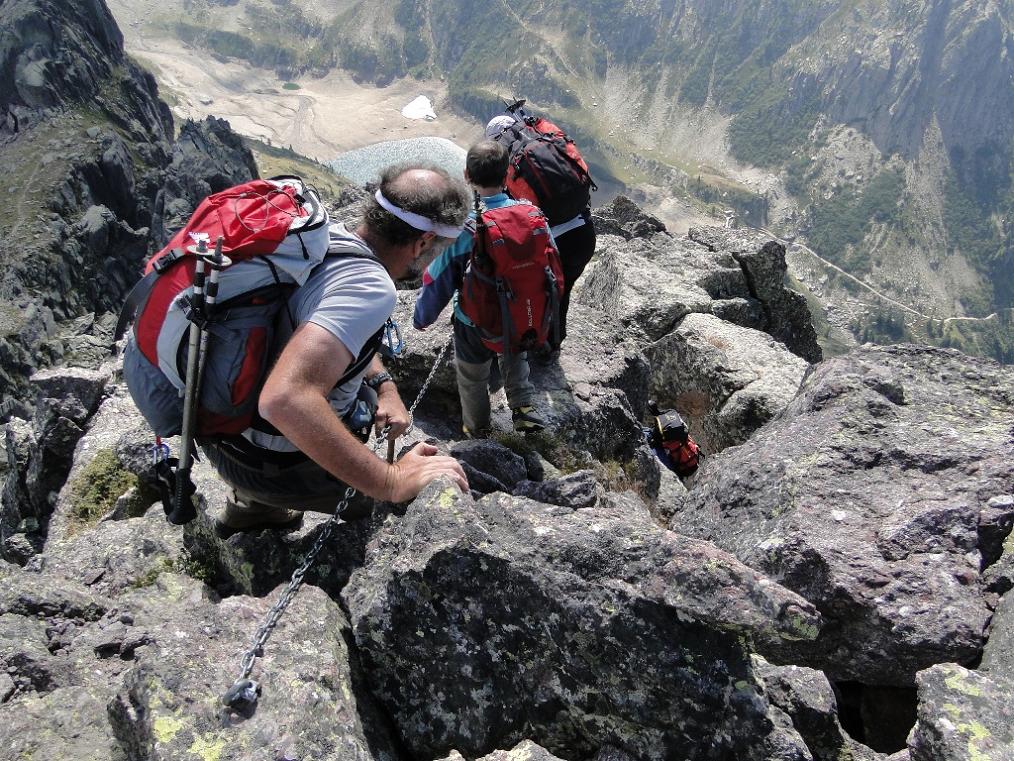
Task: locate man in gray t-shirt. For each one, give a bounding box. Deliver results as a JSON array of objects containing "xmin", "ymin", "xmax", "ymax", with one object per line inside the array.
[{"xmin": 204, "ymin": 164, "xmax": 470, "ymax": 535}]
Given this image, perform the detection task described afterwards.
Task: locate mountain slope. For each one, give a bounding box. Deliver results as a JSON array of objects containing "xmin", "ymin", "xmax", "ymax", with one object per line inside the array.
[{"xmin": 113, "ymin": 0, "xmax": 1014, "ymax": 359}]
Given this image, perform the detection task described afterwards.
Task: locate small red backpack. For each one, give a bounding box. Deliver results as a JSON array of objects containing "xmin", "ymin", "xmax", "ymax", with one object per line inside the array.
[
  {"xmin": 458, "ymin": 201, "xmax": 565, "ymax": 360},
  {"xmin": 649, "ymin": 404, "xmax": 704, "ymax": 478}
]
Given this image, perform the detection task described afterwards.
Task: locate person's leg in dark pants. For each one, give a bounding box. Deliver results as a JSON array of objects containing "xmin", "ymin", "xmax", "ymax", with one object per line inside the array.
[{"xmin": 554, "ymin": 219, "xmax": 596, "ymax": 349}]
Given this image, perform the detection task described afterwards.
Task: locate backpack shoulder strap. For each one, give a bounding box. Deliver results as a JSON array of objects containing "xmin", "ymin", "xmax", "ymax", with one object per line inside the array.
[{"xmin": 113, "ymin": 248, "xmax": 187, "ymax": 344}]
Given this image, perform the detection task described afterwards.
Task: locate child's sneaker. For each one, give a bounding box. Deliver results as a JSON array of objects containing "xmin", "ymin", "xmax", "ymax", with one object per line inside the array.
[{"xmin": 511, "ymin": 406, "xmax": 546, "ymax": 432}]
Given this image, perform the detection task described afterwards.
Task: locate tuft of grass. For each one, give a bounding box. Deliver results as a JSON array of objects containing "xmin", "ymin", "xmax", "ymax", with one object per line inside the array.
[
  {"xmin": 281, "ymin": 82, "xmax": 301, "ymax": 90},
  {"xmin": 67, "ymin": 450, "xmax": 140, "ymax": 534},
  {"xmin": 130, "ymin": 550, "xmax": 216, "ymax": 589},
  {"xmin": 491, "ymin": 429, "xmax": 586, "ymax": 474}
]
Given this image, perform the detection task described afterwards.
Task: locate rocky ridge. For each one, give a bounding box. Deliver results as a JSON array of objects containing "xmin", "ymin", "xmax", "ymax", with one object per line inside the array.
[
  {"xmin": 2, "ymin": 184, "xmax": 1012, "ymax": 758},
  {"xmin": 1, "ymin": 1, "xmax": 1013, "ymax": 758}
]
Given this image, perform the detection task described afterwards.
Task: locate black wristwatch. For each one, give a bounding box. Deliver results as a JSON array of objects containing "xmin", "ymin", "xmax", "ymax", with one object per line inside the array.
[{"xmin": 365, "ymin": 371, "xmax": 394, "ymax": 391}]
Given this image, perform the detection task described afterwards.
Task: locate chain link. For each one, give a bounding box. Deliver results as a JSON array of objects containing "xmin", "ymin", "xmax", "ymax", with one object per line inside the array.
[
  {"xmin": 404, "ymin": 335, "xmax": 453, "ymax": 435},
  {"xmin": 223, "ymin": 334, "xmax": 454, "ymax": 706}
]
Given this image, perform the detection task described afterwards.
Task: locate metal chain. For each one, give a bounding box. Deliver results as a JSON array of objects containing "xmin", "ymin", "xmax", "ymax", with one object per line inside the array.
[
  {"xmin": 404, "ymin": 335, "xmax": 453, "ymax": 435},
  {"xmin": 222, "ymin": 335, "xmax": 454, "ymax": 709}
]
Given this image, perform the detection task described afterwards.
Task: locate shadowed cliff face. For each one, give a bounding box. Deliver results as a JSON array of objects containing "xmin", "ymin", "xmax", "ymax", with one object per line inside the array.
[
  {"xmin": 0, "ymin": 0, "xmax": 261, "ymax": 418},
  {"xmin": 2, "ymin": 0, "xmax": 131, "ymax": 134}
]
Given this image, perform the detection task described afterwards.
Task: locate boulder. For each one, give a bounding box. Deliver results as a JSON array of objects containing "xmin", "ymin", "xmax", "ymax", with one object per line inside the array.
[
  {"xmin": 1, "ymin": 418, "xmax": 40, "ymax": 563},
  {"xmin": 344, "ymin": 480, "xmax": 820, "ymax": 760},
  {"xmin": 908, "ymin": 663, "xmax": 1014, "ymax": 761},
  {"xmin": 106, "ymin": 578, "xmax": 399, "ymax": 761},
  {"xmin": 512, "ymin": 469, "xmax": 604, "ymax": 508},
  {"xmin": 47, "ymin": 390, "xmax": 146, "ymax": 545},
  {"xmin": 436, "ymin": 741, "xmax": 566, "ymax": 760},
  {"xmin": 0, "ymin": 560, "xmax": 399, "ymax": 760},
  {"xmin": 577, "ymin": 215, "xmax": 820, "ymax": 365},
  {"xmin": 688, "ymin": 227, "xmax": 822, "ymax": 363},
  {"xmin": 981, "ymin": 588, "xmax": 1014, "ymax": 682},
  {"xmin": 753, "ymin": 656, "xmax": 886, "ymax": 761},
  {"xmin": 42, "ymin": 506, "xmax": 185, "ymax": 597},
  {"xmin": 590, "ymin": 195, "xmax": 667, "ymax": 240},
  {"xmin": 647, "ymin": 312, "xmax": 809, "ymax": 453},
  {"xmin": 673, "ymin": 345, "xmax": 1014, "ymax": 685},
  {"xmin": 179, "ymin": 455, "xmax": 378, "ymax": 599},
  {"xmin": 577, "ymin": 232, "xmax": 728, "ymax": 342}
]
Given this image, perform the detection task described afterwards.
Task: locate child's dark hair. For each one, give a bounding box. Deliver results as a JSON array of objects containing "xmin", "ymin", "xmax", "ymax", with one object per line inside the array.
[{"xmin": 466, "ymin": 140, "xmax": 509, "ymax": 188}]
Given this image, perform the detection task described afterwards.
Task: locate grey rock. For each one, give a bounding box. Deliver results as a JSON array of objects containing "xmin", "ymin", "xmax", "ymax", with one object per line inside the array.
[
  {"xmin": 2, "ymin": 532, "xmax": 42, "ymax": 564},
  {"xmin": 450, "ymin": 439, "xmax": 528, "ymax": 489},
  {"xmin": 688, "ymin": 228, "xmax": 822, "ymax": 363},
  {"xmin": 753, "ymin": 656, "xmax": 884, "ymax": 761},
  {"xmin": 344, "ymin": 480, "xmax": 820, "ymax": 760},
  {"xmin": 0, "ymin": 612, "xmax": 75, "ymax": 694},
  {"xmin": 150, "ymin": 116, "xmax": 258, "ymax": 247},
  {"xmin": 29, "ymin": 366, "xmax": 110, "ymax": 424},
  {"xmin": 43, "ymin": 508, "xmax": 183, "ymax": 598},
  {"xmin": 983, "ymin": 534, "xmax": 1014, "ymax": 597},
  {"xmin": 982, "ymin": 588, "xmax": 1014, "ymax": 682},
  {"xmin": 579, "ymin": 218, "xmax": 820, "ymax": 366},
  {"xmin": 647, "ymin": 312, "xmax": 809, "ymax": 454},
  {"xmin": 180, "ymin": 456, "xmax": 378, "ymax": 598},
  {"xmin": 512, "ymin": 469, "xmax": 603, "ymax": 508},
  {"xmin": 590, "ymin": 195, "xmax": 666, "ymax": 240},
  {"xmin": 908, "ymin": 663, "xmax": 1014, "ymax": 761},
  {"xmin": 437, "ymin": 741, "xmax": 570, "ymax": 760},
  {"xmin": 578, "ymin": 233, "xmax": 722, "ymax": 342},
  {"xmin": 979, "ymin": 494, "xmax": 1014, "ymax": 568},
  {"xmin": 41, "ymin": 312, "xmax": 119, "ymax": 371},
  {"xmin": 591, "ymin": 748, "xmax": 639, "ymax": 761},
  {"xmin": 462, "ymin": 461, "xmax": 511, "ymax": 496},
  {"xmin": 0, "ymin": 685, "xmax": 123, "ymax": 760},
  {"xmin": 105, "ymin": 578, "xmax": 398, "ymax": 761},
  {"xmin": 47, "ymin": 390, "xmax": 143, "ymax": 545},
  {"xmin": 1, "ymin": 419, "xmax": 38, "ymax": 559},
  {"xmin": 0, "ymin": 572, "xmax": 108, "ymax": 622},
  {"xmin": 674, "ymin": 345, "xmax": 1014, "ymax": 685}
]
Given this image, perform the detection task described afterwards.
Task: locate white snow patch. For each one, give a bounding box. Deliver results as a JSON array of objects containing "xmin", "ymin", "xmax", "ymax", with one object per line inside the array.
[{"xmin": 401, "ymin": 95, "xmax": 437, "ymax": 121}]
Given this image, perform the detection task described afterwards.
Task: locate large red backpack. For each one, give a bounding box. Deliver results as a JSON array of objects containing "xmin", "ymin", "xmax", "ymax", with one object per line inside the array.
[
  {"xmin": 458, "ymin": 202, "xmax": 564, "ymax": 359},
  {"xmin": 118, "ymin": 176, "xmax": 381, "ymax": 439},
  {"xmin": 496, "ymin": 116, "xmax": 597, "ymax": 226}
]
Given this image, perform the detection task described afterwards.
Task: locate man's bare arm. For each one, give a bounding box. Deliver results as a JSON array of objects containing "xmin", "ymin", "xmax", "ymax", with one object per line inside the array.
[{"xmin": 258, "ymin": 322, "xmax": 467, "ymax": 501}]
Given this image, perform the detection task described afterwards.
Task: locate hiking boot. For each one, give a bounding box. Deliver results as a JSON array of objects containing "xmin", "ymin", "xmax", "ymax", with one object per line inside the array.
[
  {"xmin": 512, "ymin": 406, "xmax": 546, "ymax": 433},
  {"xmin": 462, "ymin": 425, "xmax": 491, "ymax": 440},
  {"xmin": 215, "ymin": 499, "xmax": 303, "ymax": 538}
]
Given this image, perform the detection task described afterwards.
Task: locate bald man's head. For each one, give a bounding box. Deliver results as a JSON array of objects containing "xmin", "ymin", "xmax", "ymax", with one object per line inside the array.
[{"xmin": 363, "ymin": 164, "xmax": 469, "ymax": 247}]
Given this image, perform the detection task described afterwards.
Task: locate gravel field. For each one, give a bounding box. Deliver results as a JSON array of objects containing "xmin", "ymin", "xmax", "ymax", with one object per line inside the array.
[{"xmin": 329, "ymin": 138, "xmax": 467, "ymax": 185}]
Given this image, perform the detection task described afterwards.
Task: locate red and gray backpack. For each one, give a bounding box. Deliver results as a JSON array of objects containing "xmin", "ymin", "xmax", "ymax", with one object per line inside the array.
[
  {"xmin": 117, "ymin": 175, "xmax": 382, "ymax": 440},
  {"xmin": 493, "ymin": 115, "xmax": 597, "ymax": 226},
  {"xmin": 458, "ymin": 201, "xmax": 564, "ymax": 361}
]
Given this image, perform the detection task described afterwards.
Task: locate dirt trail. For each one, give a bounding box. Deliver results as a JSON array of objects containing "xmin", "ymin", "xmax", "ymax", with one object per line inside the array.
[{"xmin": 761, "ymin": 227, "xmax": 1012, "ymax": 325}]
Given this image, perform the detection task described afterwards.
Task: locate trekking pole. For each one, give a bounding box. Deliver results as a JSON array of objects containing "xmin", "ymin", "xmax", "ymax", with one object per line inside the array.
[
  {"xmin": 196, "ymin": 236, "xmax": 229, "ymax": 392},
  {"xmin": 168, "ymin": 234, "xmax": 210, "ymax": 525}
]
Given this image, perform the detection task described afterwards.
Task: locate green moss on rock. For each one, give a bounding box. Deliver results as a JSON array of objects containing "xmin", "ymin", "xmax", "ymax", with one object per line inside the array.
[{"xmin": 67, "ymin": 449, "xmax": 139, "ymax": 534}]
